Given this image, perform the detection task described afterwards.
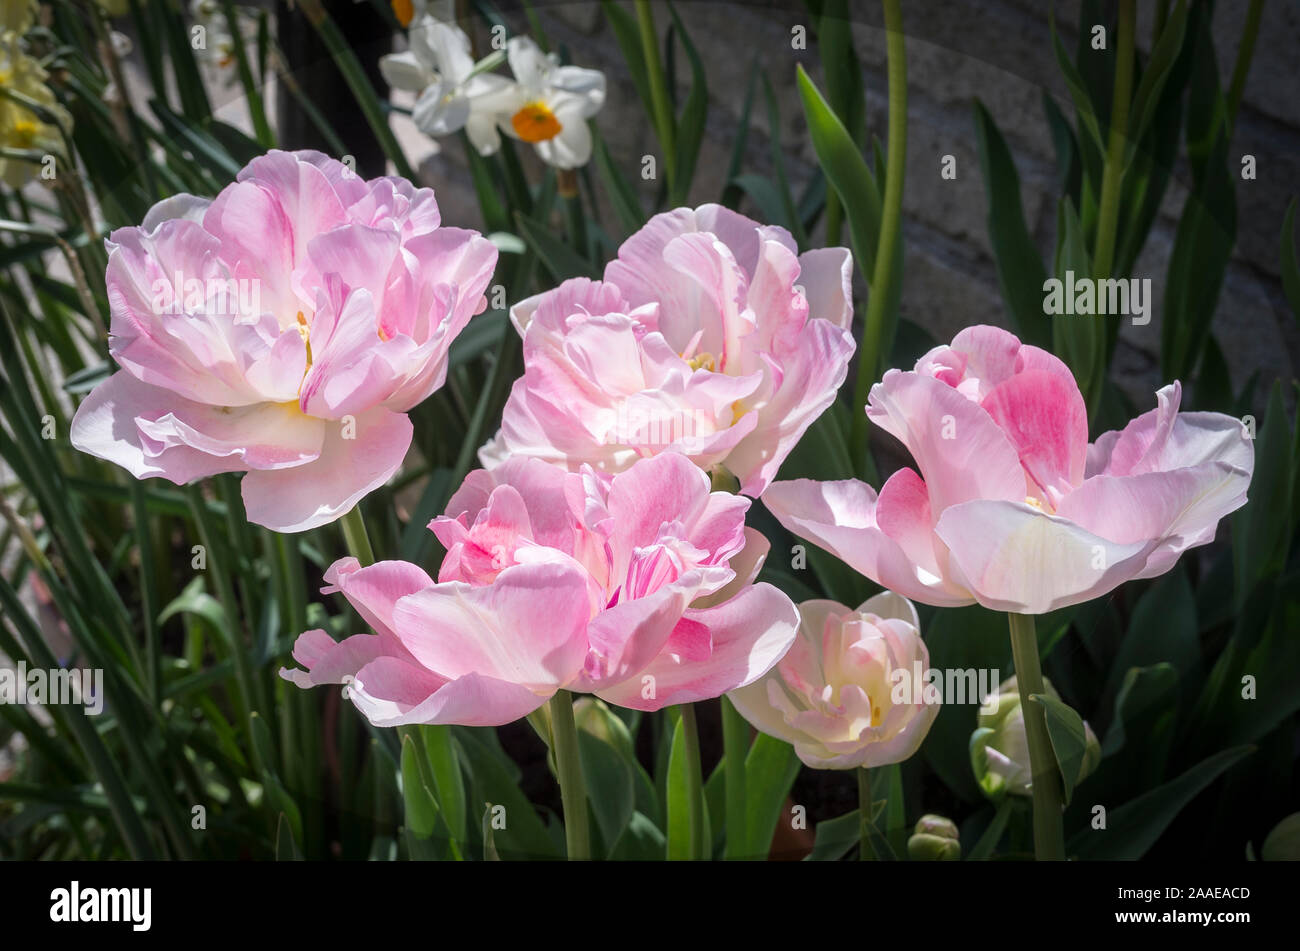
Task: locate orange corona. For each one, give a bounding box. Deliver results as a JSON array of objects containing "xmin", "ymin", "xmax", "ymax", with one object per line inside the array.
[{"xmin": 510, "ymin": 101, "xmax": 562, "ymax": 143}]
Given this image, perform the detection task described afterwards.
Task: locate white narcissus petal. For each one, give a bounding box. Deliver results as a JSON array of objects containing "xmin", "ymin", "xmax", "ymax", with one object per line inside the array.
[
  {"xmin": 505, "ymin": 35, "xmax": 549, "ymax": 90},
  {"xmin": 412, "ymin": 79, "xmax": 471, "ymax": 136},
  {"xmin": 551, "ymin": 64, "xmax": 606, "ymax": 115},
  {"xmin": 379, "ymin": 51, "xmax": 431, "ymax": 93}
]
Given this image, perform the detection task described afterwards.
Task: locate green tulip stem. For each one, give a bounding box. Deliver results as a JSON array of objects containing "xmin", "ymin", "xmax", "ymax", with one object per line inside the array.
[
  {"xmin": 1007, "ymin": 612, "xmax": 1066, "ymax": 860},
  {"xmin": 851, "ymin": 0, "xmax": 907, "ymax": 470},
  {"xmin": 857, "ymin": 767, "xmax": 876, "ymax": 860},
  {"xmin": 678, "ymin": 703, "xmax": 707, "ymax": 859},
  {"xmin": 1091, "ymin": 0, "xmax": 1135, "ymax": 283},
  {"xmin": 549, "ymin": 690, "xmax": 591, "ymax": 861},
  {"xmin": 339, "ymin": 504, "xmax": 376, "ymax": 567}
]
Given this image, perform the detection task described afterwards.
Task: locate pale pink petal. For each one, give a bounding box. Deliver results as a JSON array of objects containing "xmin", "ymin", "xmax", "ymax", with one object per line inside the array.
[
  {"xmin": 981, "ymin": 367, "xmax": 1088, "ymax": 503},
  {"xmin": 346, "ymin": 665, "xmax": 548, "ymax": 728},
  {"xmin": 596, "ymin": 582, "xmax": 798, "ymax": 711},
  {"xmin": 934, "ymin": 500, "xmax": 1157, "ymax": 614},
  {"xmin": 321, "ymin": 556, "xmax": 434, "ymax": 644},
  {"xmin": 763, "ymin": 478, "xmax": 974, "ymax": 606},
  {"xmin": 70, "ymin": 372, "xmax": 325, "ymax": 484},
  {"xmin": 866, "ymin": 369, "xmax": 1026, "ymax": 513},
  {"xmin": 390, "ymin": 559, "xmax": 592, "ymax": 689},
  {"xmin": 240, "ymin": 405, "xmax": 412, "ymax": 532}
]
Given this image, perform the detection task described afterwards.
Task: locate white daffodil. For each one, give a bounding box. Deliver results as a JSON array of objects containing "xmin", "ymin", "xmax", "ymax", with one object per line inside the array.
[
  {"xmin": 380, "ymin": 15, "xmax": 513, "ymax": 155},
  {"xmin": 496, "ymin": 36, "xmax": 605, "ymax": 169}
]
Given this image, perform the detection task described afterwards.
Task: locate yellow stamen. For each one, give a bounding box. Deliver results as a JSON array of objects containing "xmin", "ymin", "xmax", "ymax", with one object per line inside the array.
[
  {"xmin": 295, "ymin": 311, "xmax": 313, "ymax": 367},
  {"xmin": 510, "ymin": 101, "xmax": 563, "ymax": 143},
  {"xmin": 685, "ymin": 351, "xmax": 715, "ymax": 372},
  {"xmin": 11, "ymin": 118, "xmax": 38, "ymax": 147}
]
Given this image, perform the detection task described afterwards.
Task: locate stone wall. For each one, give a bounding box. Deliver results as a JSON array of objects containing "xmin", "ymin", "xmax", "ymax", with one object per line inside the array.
[{"xmin": 395, "ymin": 0, "xmax": 1299, "ymax": 413}]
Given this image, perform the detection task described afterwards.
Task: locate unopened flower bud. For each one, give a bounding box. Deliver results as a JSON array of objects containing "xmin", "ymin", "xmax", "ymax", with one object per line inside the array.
[{"xmin": 908, "ymin": 814, "xmax": 960, "ymax": 861}]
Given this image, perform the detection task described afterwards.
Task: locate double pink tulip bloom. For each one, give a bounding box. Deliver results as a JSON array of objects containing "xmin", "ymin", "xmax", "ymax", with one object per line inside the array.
[
  {"xmin": 729, "ymin": 592, "xmax": 939, "ymax": 770},
  {"xmin": 764, "ymin": 325, "xmax": 1254, "ymax": 614},
  {"xmin": 281, "ymin": 452, "xmax": 799, "ymax": 725},
  {"xmin": 71, "ymin": 150, "xmax": 497, "ymax": 531},
  {"xmin": 480, "ymin": 204, "xmax": 855, "ymax": 495}
]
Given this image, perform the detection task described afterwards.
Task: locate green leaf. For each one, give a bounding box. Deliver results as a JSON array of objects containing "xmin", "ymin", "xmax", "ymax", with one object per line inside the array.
[
  {"xmin": 577, "ymin": 730, "xmax": 636, "ymax": 856},
  {"xmin": 1106, "ymin": 566, "xmax": 1199, "ymax": 705},
  {"xmin": 817, "ymin": 0, "xmax": 867, "ymax": 152},
  {"xmin": 275, "ymin": 812, "xmax": 304, "ymax": 861},
  {"xmin": 419, "ymin": 725, "xmax": 465, "ymax": 846},
  {"xmin": 600, "ymin": 1, "xmax": 654, "ymax": 129},
  {"xmin": 593, "ymin": 131, "xmax": 646, "ymax": 234},
  {"xmin": 1097, "ymin": 664, "xmax": 1179, "ymax": 800},
  {"xmin": 804, "ymin": 809, "xmax": 860, "ymax": 862},
  {"xmin": 1051, "ymin": 198, "xmax": 1104, "ymax": 409},
  {"xmin": 1028, "ymin": 692, "xmax": 1089, "ymax": 805},
  {"xmin": 729, "ymin": 174, "xmax": 799, "ymax": 238},
  {"xmin": 455, "ymin": 728, "xmax": 560, "ymax": 859},
  {"xmin": 448, "ymin": 310, "xmax": 508, "ymax": 370},
  {"xmin": 1232, "ymin": 383, "xmax": 1292, "ymax": 612},
  {"xmin": 796, "ymin": 64, "xmax": 881, "ymax": 279},
  {"xmin": 1050, "ymin": 10, "xmax": 1104, "ymax": 152},
  {"xmin": 666, "ymin": 2, "xmax": 706, "ymax": 206},
  {"xmin": 149, "ymin": 99, "xmax": 240, "ymax": 181},
  {"xmin": 609, "ymin": 811, "xmax": 667, "ymax": 860},
  {"xmin": 400, "ymin": 733, "xmax": 439, "ymax": 839},
  {"xmin": 721, "ymin": 60, "xmax": 761, "ymax": 210},
  {"xmin": 61, "ymin": 361, "xmax": 111, "ymax": 395},
  {"xmin": 1070, "ymin": 745, "xmax": 1254, "ymax": 859},
  {"xmin": 664, "ymin": 715, "xmax": 698, "ymax": 860},
  {"xmin": 515, "ymin": 212, "xmax": 599, "ymax": 282},
  {"xmin": 1161, "ymin": 128, "xmax": 1236, "ymax": 382},
  {"xmin": 743, "ymin": 733, "xmax": 800, "ymax": 859},
  {"xmin": 1125, "ymin": 0, "xmax": 1189, "ymax": 164},
  {"xmin": 972, "ymin": 100, "xmax": 1050, "ymax": 349}
]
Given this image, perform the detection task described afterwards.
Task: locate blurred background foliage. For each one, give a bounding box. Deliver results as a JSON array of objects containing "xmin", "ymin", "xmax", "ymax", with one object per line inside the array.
[{"xmin": 0, "ymin": 0, "xmax": 1295, "ymax": 861}]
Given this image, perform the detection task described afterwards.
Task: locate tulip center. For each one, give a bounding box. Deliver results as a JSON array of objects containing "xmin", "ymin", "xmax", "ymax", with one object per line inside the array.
[
  {"xmin": 686, "ymin": 351, "xmax": 716, "ymax": 372},
  {"xmin": 1023, "ymin": 495, "xmax": 1056, "ymax": 514},
  {"xmin": 511, "ymin": 101, "xmax": 563, "ymax": 143},
  {"xmin": 295, "ymin": 311, "xmax": 313, "ymax": 367}
]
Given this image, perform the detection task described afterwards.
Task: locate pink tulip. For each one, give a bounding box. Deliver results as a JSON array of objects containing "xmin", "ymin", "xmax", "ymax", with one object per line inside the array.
[
  {"xmin": 70, "ymin": 150, "xmax": 497, "ymax": 532},
  {"xmin": 479, "ymin": 204, "xmax": 855, "ymax": 496},
  {"xmin": 281, "ymin": 452, "xmax": 798, "ymax": 725},
  {"xmin": 764, "ymin": 325, "xmax": 1254, "ymax": 614},
  {"xmin": 728, "ymin": 592, "xmax": 938, "ymax": 770}
]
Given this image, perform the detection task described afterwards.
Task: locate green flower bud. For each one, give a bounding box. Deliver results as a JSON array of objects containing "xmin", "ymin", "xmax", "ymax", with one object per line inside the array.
[
  {"xmin": 1262, "ymin": 813, "xmax": 1300, "ymax": 861},
  {"xmin": 969, "ymin": 676, "xmax": 1099, "ymax": 801},
  {"xmin": 908, "ymin": 814, "xmax": 961, "ymax": 861}
]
